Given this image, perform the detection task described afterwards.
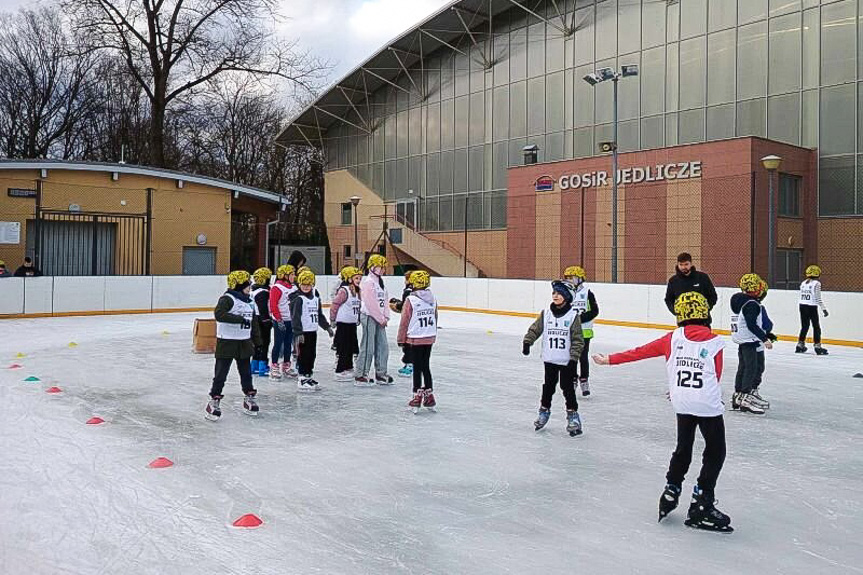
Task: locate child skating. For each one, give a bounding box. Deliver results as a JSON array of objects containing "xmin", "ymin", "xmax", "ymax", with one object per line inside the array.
[
  {"xmin": 269, "ymin": 264, "xmax": 297, "ymax": 380},
  {"xmin": 330, "ymin": 266, "xmax": 362, "ymax": 381},
  {"xmin": 291, "ymin": 269, "xmax": 333, "ymax": 391},
  {"xmin": 797, "ymin": 265, "xmax": 829, "ymax": 355},
  {"xmin": 730, "ymin": 274, "xmax": 772, "ymax": 414},
  {"xmin": 563, "ymin": 265, "xmax": 599, "ymax": 397},
  {"xmin": 397, "ymin": 270, "xmax": 438, "ymax": 413},
  {"xmin": 205, "ymin": 271, "xmax": 261, "ymax": 421},
  {"xmin": 391, "ymin": 270, "xmax": 415, "ymax": 378},
  {"xmin": 355, "ymin": 254, "xmax": 392, "ymax": 386},
  {"xmin": 250, "ymin": 267, "xmax": 273, "ymax": 377},
  {"xmin": 593, "ymin": 292, "xmax": 733, "ymax": 533},
  {"xmin": 522, "ymin": 281, "xmax": 585, "ymax": 436}
]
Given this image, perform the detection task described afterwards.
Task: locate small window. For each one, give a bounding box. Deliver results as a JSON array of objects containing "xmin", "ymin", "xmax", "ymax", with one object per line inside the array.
[
  {"xmin": 779, "ymin": 173, "xmax": 801, "ymax": 217},
  {"xmin": 389, "ymin": 228, "xmax": 403, "ymax": 245},
  {"xmin": 341, "ymin": 203, "xmax": 353, "ymax": 225},
  {"xmin": 343, "ymin": 245, "xmax": 351, "ymax": 258}
]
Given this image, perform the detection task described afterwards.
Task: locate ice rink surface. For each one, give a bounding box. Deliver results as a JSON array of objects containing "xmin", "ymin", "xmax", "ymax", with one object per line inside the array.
[{"xmin": 1, "ymin": 310, "xmax": 862, "ymax": 575}]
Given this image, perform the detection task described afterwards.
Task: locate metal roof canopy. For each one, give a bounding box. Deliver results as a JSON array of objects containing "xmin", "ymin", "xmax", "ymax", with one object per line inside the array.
[
  {"xmin": 276, "ymin": 0, "xmax": 580, "ymax": 148},
  {"xmin": 0, "ymin": 159, "xmax": 285, "ymax": 205}
]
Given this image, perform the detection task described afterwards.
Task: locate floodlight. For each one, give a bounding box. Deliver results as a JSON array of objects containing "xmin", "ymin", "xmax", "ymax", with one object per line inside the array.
[
  {"xmin": 621, "ymin": 64, "xmax": 639, "ymax": 77},
  {"xmin": 597, "ymin": 67, "xmax": 616, "ymax": 81},
  {"xmin": 583, "ymin": 73, "xmax": 601, "ymax": 86}
]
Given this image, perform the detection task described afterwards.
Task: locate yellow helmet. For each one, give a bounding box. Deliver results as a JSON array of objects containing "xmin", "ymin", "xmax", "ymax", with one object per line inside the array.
[
  {"xmin": 252, "ymin": 267, "xmax": 272, "ymax": 285},
  {"xmin": 340, "ymin": 266, "xmax": 361, "ymax": 282},
  {"xmin": 227, "ymin": 270, "xmax": 251, "ymax": 290},
  {"xmin": 276, "ymin": 264, "xmax": 295, "ymax": 280},
  {"xmin": 367, "ymin": 254, "xmax": 387, "ymax": 269},
  {"xmin": 297, "ymin": 269, "xmax": 316, "ymax": 286},
  {"xmin": 739, "ymin": 273, "xmax": 764, "ymax": 294},
  {"xmin": 409, "ymin": 270, "xmax": 431, "ymax": 290},
  {"xmin": 759, "ymin": 279, "xmax": 769, "ymax": 298},
  {"xmin": 297, "ymin": 265, "xmax": 311, "ymax": 274},
  {"xmin": 674, "ymin": 292, "xmax": 710, "ymax": 323},
  {"xmin": 805, "ymin": 264, "xmax": 821, "ymax": 278},
  {"xmin": 563, "ymin": 266, "xmax": 586, "ymax": 280}
]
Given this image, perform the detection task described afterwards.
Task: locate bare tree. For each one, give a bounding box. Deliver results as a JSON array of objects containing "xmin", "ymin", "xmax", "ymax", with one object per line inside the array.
[
  {"xmin": 0, "ymin": 6, "xmax": 101, "ymax": 159},
  {"xmin": 64, "ymin": 0, "xmax": 325, "ymax": 168}
]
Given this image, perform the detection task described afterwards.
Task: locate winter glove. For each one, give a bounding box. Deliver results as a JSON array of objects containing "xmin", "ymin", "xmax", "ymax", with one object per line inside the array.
[
  {"xmin": 327, "ymin": 327, "xmax": 334, "ymax": 338},
  {"xmin": 522, "ymin": 343, "xmax": 530, "ymax": 356},
  {"xmin": 767, "ymin": 332, "xmax": 778, "ymax": 342},
  {"xmin": 389, "ymin": 298, "xmax": 401, "ymax": 313},
  {"xmin": 241, "ymin": 318, "xmax": 251, "ymax": 329},
  {"xmin": 295, "ymin": 334, "xmax": 305, "ymax": 346},
  {"xmin": 823, "ymin": 309, "xmax": 829, "ymax": 318}
]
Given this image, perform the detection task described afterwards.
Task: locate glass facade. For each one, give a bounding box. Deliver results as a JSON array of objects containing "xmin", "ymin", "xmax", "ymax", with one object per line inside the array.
[{"xmin": 322, "ymin": 0, "xmax": 863, "ymax": 228}]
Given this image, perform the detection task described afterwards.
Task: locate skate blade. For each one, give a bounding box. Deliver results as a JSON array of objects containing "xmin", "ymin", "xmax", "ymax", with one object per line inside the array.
[
  {"xmin": 243, "ymin": 409, "xmax": 259, "ymax": 416},
  {"xmin": 204, "ymin": 413, "xmax": 220, "ymax": 422},
  {"xmin": 424, "ymin": 406, "xmax": 437, "ymax": 412},
  {"xmin": 568, "ymin": 430, "xmax": 583, "ymax": 437},
  {"xmin": 684, "ymin": 520, "xmax": 734, "ymax": 533},
  {"xmin": 411, "ymin": 407, "xmax": 421, "ymax": 414},
  {"xmin": 534, "ymin": 425, "xmax": 546, "ymax": 431}
]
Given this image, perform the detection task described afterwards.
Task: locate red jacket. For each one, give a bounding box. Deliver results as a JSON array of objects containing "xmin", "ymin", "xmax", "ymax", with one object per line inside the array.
[{"xmin": 609, "ymin": 325, "xmax": 723, "ymax": 381}]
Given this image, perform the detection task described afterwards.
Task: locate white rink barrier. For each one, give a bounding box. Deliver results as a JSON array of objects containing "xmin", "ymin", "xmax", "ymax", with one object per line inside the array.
[{"xmin": 0, "ymin": 275, "xmax": 861, "ymax": 347}]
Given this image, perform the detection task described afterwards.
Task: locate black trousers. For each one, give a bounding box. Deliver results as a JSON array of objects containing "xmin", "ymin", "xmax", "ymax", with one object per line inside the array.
[
  {"xmin": 297, "ymin": 331, "xmax": 318, "ymax": 377},
  {"xmin": 541, "ymin": 361, "xmax": 578, "ymax": 411},
  {"xmin": 334, "ymin": 322, "xmax": 359, "ymax": 373},
  {"xmin": 666, "ymin": 414, "xmax": 726, "ymax": 497},
  {"xmin": 734, "ymin": 343, "xmax": 764, "ymax": 393},
  {"xmin": 574, "ymin": 337, "xmax": 591, "ymax": 381},
  {"xmin": 210, "ymin": 357, "xmax": 255, "ymax": 397},
  {"xmin": 402, "ymin": 343, "xmax": 413, "ymax": 365},
  {"xmin": 411, "ymin": 344, "xmax": 433, "ymax": 391},
  {"xmin": 253, "ymin": 322, "xmax": 271, "ymax": 362},
  {"xmin": 798, "ymin": 304, "xmax": 821, "ymax": 344}
]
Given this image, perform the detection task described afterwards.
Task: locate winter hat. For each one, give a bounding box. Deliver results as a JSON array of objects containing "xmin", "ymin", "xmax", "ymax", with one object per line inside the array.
[{"xmin": 551, "ymin": 280, "xmax": 573, "ymax": 305}]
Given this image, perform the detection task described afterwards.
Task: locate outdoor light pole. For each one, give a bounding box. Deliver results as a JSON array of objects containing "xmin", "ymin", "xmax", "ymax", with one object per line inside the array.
[
  {"xmin": 761, "ymin": 155, "xmax": 783, "ymax": 286},
  {"xmin": 583, "ymin": 65, "xmax": 638, "ymax": 283},
  {"xmin": 350, "ymin": 195, "xmax": 361, "ymax": 265}
]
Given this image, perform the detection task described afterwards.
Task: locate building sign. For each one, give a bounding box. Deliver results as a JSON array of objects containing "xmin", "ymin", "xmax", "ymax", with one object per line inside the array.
[
  {"xmin": 534, "ymin": 175, "xmax": 555, "ymax": 192},
  {"xmin": 7, "ymin": 188, "xmax": 36, "ymax": 198},
  {"xmin": 552, "ymin": 161, "xmax": 703, "ymax": 191},
  {"xmin": 0, "ymin": 221, "xmax": 21, "ymax": 244}
]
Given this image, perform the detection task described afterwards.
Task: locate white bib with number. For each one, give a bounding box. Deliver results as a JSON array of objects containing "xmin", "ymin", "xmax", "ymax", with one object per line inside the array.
[
  {"xmin": 666, "ymin": 327, "xmax": 724, "ymax": 417},
  {"xmin": 300, "ymin": 294, "xmax": 320, "ymax": 332},
  {"xmin": 799, "ymin": 280, "xmax": 818, "ymax": 306},
  {"xmin": 406, "ymin": 294, "xmax": 437, "ymax": 338},
  {"xmin": 361, "ymin": 275, "xmax": 387, "ymax": 316},
  {"xmin": 730, "ymin": 300, "xmax": 762, "ymax": 344},
  {"xmin": 336, "ymin": 286, "xmax": 360, "ymax": 324},
  {"xmin": 541, "ymin": 308, "xmax": 578, "ymax": 366},
  {"xmin": 272, "ymin": 282, "xmax": 296, "ymax": 320},
  {"xmin": 571, "ymin": 284, "xmax": 595, "ymax": 336},
  {"xmin": 216, "ymin": 293, "xmax": 255, "ymax": 341}
]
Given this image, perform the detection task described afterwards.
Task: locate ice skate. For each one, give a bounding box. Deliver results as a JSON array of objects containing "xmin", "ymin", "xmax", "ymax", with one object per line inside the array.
[
  {"xmin": 658, "ymin": 483, "xmax": 681, "ymax": 522},
  {"xmin": 739, "ymin": 393, "xmax": 766, "ymax": 415},
  {"xmin": 795, "ymin": 342, "xmax": 807, "ymax": 353},
  {"xmin": 205, "ymin": 396, "xmax": 222, "ymax": 421},
  {"xmin": 534, "ymin": 407, "xmax": 551, "ymax": 431},
  {"xmin": 334, "ymin": 370, "xmax": 354, "ymax": 382},
  {"xmin": 814, "ymin": 345, "xmax": 829, "ymax": 356},
  {"xmin": 269, "ymin": 363, "xmax": 282, "ymax": 381},
  {"xmin": 422, "ymin": 389, "xmax": 436, "ymax": 411},
  {"xmin": 566, "ymin": 410, "xmax": 583, "ymax": 437},
  {"xmin": 730, "ymin": 392, "xmax": 742, "ymax": 411},
  {"xmin": 282, "ymin": 362, "xmax": 298, "ymax": 378},
  {"xmin": 409, "ymin": 389, "xmax": 424, "ymax": 414},
  {"xmin": 298, "ymin": 378, "xmax": 316, "ymax": 392},
  {"xmin": 308, "ymin": 378, "xmax": 321, "ymax": 391},
  {"xmin": 242, "ymin": 394, "xmax": 259, "ymax": 416},
  {"xmin": 684, "ymin": 487, "xmax": 733, "ymax": 533},
  {"xmin": 258, "ymin": 362, "xmax": 269, "ymax": 376},
  {"xmin": 398, "ymin": 364, "xmax": 413, "ymax": 378},
  {"xmin": 750, "ymin": 388, "xmax": 770, "ymax": 409},
  {"xmin": 375, "ymin": 373, "xmax": 394, "ymax": 385},
  {"xmin": 354, "ymin": 376, "xmax": 375, "ymax": 387},
  {"xmin": 578, "ymin": 378, "xmax": 591, "ymax": 397}
]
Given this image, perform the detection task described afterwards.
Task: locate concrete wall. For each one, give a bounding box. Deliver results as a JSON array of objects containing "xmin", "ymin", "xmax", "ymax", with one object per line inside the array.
[{"xmin": 1, "ymin": 275, "xmax": 861, "ymax": 347}]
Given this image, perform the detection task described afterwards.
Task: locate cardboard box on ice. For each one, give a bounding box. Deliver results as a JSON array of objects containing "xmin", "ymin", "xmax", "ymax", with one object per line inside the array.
[{"xmin": 192, "ymin": 318, "xmax": 216, "ymax": 354}]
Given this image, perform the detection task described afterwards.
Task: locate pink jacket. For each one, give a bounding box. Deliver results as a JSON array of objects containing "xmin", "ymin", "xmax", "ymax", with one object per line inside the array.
[
  {"xmin": 397, "ymin": 289, "xmax": 437, "ymax": 346},
  {"xmin": 360, "ymin": 273, "xmax": 390, "ymax": 325}
]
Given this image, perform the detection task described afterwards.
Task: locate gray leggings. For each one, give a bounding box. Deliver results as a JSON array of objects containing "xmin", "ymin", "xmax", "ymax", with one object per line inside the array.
[{"xmin": 354, "ymin": 313, "xmax": 389, "ymax": 378}]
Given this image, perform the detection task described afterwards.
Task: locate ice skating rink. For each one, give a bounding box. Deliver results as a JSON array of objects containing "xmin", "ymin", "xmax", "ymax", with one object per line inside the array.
[{"xmin": 1, "ymin": 311, "xmax": 861, "ymax": 575}]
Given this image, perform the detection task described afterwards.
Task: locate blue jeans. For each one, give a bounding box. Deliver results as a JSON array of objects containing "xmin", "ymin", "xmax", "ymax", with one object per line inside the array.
[{"xmin": 272, "ymin": 323, "xmax": 293, "ymax": 364}]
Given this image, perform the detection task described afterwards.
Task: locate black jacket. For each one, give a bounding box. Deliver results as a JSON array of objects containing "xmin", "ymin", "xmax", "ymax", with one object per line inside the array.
[
  {"xmin": 291, "ymin": 289, "xmax": 331, "ymax": 336},
  {"xmin": 14, "ymin": 265, "xmax": 42, "ymax": 277},
  {"xmin": 664, "ymin": 266, "xmax": 717, "ymax": 313},
  {"xmin": 251, "ymin": 283, "xmax": 271, "ymax": 324},
  {"xmin": 214, "ymin": 290, "xmax": 261, "ymax": 359},
  {"xmin": 730, "ymin": 292, "xmax": 768, "ymax": 343}
]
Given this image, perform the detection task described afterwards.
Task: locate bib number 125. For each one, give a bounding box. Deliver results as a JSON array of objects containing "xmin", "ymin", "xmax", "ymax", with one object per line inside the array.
[{"xmin": 676, "ymin": 370, "xmax": 703, "ymax": 389}]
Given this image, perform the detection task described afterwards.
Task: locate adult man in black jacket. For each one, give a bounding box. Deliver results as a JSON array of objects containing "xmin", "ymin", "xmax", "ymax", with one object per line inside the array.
[{"xmin": 665, "ymin": 253, "xmax": 717, "ymax": 321}]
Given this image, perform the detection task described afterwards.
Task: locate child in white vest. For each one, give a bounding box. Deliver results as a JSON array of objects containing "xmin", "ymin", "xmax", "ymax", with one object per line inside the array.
[
  {"xmin": 522, "ymin": 281, "xmax": 585, "ymax": 436},
  {"xmin": 797, "ymin": 264, "xmax": 829, "ymax": 355},
  {"xmin": 563, "ymin": 265, "xmax": 599, "ymax": 397},
  {"xmin": 330, "ymin": 266, "xmax": 362, "ymax": 381},
  {"xmin": 592, "ymin": 292, "xmax": 733, "ymax": 533},
  {"xmin": 397, "ymin": 270, "xmax": 438, "ymax": 412},
  {"xmin": 290, "ymin": 269, "xmax": 333, "ymax": 392},
  {"xmin": 729, "ymin": 273, "xmax": 772, "ymax": 414},
  {"xmin": 268, "ymin": 264, "xmax": 297, "ymax": 380},
  {"xmin": 206, "ymin": 271, "xmax": 261, "ymax": 421}
]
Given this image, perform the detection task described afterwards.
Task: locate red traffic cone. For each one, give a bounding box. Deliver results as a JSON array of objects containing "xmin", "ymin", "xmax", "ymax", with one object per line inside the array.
[
  {"xmin": 46, "ymin": 386, "xmax": 63, "ymax": 394},
  {"xmin": 232, "ymin": 514, "xmax": 263, "ymax": 528},
  {"xmin": 148, "ymin": 457, "xmax": 174, "ymax": 469},
  {"xmin": 86, "ymin": 417, "xmax": 105, "ymax": 425}
]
